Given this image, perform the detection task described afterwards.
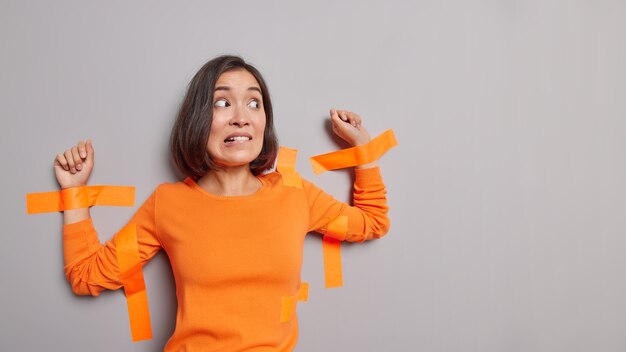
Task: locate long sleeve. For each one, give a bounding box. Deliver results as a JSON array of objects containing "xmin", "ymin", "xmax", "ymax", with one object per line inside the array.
[
  {"xmin": 304, "ymin": 166, "xmax": 390, "ymax": 242},
  {"xmin": 62, "ymin": 189, "xmax": 162, "ymax": 296}
]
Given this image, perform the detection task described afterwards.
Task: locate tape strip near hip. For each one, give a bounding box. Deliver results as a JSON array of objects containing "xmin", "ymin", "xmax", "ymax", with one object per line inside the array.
[{"xmin": 280, "ymin": 282, "xmax": 309, "ymax": 323}]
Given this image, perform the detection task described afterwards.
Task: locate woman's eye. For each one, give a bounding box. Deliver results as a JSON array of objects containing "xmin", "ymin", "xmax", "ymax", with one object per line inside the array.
[
  {"xmin": 248, "ymin": 100, "xmax": 260, "ymax": 109},
  {"xmin": 214, "ymin": 99, "xmax": 229, "ymax": 107}
]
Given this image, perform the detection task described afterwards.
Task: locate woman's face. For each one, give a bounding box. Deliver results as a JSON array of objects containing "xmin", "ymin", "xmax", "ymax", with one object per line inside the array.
[{"xmin": 207, "ymin": 69, "xmax": 266, "ymax": 169}]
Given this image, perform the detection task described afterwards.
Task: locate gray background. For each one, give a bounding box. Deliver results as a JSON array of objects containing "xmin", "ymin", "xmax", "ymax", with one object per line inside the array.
[{"xmin": 2, "ymin": 0, "xmax": 626, "ymax": 351}]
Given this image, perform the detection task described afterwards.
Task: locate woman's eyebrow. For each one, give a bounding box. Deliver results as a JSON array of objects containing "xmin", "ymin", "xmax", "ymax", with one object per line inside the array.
[{"xmin": 214, "ymin": 86, "xmax": 262, "ymax": 93}]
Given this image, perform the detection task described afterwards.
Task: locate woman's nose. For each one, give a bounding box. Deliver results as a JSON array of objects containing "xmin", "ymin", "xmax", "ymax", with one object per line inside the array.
[{"xmin": 229, "ymin": 106, "xmax": 250, "ymax": 127}]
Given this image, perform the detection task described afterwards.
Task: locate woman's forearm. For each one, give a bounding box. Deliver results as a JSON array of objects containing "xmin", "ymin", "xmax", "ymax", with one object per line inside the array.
[{"xmin": 63, "ymin": 207, "xmax": 91, "ymax": 225}]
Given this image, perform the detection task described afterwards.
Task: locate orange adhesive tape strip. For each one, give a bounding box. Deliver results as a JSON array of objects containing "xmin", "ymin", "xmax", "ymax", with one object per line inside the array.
[
  {"xmin": 26, "ymin": 185, "xmax": 135, "ymax": 214},
  {"xmin": 114, "ymin": 224, "xmax": 152, "ymax": 342},
  {"xmin": 276, "ymin": 147, "xmax": 302, "ymax": 189},
  {"xmin": 323, "ymin": 215, "xmax": 347, "ymax": 288},
  {"xmin": 280, "ymin": 282, "xmax": 309, "ymax": 323},
  {"xmin": 309, "ymin": 129, "xmax": 398, "ymax": 175}
]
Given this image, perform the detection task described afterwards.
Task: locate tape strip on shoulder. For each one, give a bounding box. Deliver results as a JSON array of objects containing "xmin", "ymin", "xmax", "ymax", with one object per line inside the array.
[{"xmin": 276, "ymin": 146, "xmax": 302, "ymax": 189}]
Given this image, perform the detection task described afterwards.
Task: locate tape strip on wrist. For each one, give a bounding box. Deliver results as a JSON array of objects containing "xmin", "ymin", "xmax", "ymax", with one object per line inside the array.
[
  {"xmin": 26, "ymin": 185, "xmax": 135, "ymax": 214},
  {"xmin": 309, "ymin": 129, "xmax": 398, "ymax": 175}
]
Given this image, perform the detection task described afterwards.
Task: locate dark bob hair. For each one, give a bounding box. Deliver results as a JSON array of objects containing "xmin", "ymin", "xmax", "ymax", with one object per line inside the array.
[{"xmin": 170, "ymin": 55, "xmax": 278, "ymax": 179}]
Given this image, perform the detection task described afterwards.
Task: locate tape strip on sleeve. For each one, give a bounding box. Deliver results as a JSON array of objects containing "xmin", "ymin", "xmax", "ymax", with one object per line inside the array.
[
  {"xmin": 323, "ymin": 215, "xmax": 348, "ymax": 288},
  {"xmin": 114, "ymin": 224, "xmax": 152, "ymax": 342},
  {"xmin": 26, "ymin": 185, "xmax": 135, "ymax": 214},
  {"xmin": 276, "ymin": 147, "xmax": 302, "ymax": 189},
  {"xmin": 309, "ymin": 129, "xmax": 398, "ymax": 175},
  {"xmin": 280, "ymin": 282, "xmax": 309, "ymax": 323}
]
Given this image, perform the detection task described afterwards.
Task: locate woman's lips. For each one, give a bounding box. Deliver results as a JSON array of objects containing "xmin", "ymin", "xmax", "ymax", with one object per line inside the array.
[{"xmin": 224, "ymin": 134, "xmax": 252, "ymax": 145}]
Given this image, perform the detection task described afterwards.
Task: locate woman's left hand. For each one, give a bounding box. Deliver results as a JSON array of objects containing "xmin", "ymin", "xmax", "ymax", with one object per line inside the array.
[
  {"xmin": 330, "ymin": 109, "xmax": 371, "ymax": 147},
  {"xmin": 329, "ymin": 109, "xmax": 377, "ymax": 169}
]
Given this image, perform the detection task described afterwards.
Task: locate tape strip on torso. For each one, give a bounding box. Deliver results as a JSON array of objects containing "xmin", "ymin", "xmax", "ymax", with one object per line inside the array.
[
  {"xmin": 114, "ymin": 223, "xmax": 152, "ymax": 342},
  {"xmin": 324, "ymin": 216, "xmax": 348, "ymax": 288}
]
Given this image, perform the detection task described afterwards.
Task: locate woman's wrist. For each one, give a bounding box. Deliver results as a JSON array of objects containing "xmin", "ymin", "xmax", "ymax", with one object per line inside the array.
[
  {"xmin": 63, "ymin": 207, "xmax": 91, "ymax": 224},
  {"xmin": 60, "ymin": 183, "xmax": 87, "ymax": 190},
  {"xmin": 351, "ymin": 136, "xmax": 371, "ymax": 147}
]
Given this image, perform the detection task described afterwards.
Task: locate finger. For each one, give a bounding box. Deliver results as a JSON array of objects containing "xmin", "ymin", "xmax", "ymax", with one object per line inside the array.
[
  {"xmin": 71, "ymin": 146, "xmax": 82, "ymax": 171},
  {"xmin": 334, "ymin": 109, "xmax": 348, "ymax": 122},
  {"xmin": 333, "ymin": 116, "xmax": 352, "ymax": 135},
  {"xmin": 330, "ymin": 108, "xmax": 343, "ymax": 126},
  {"xmin": 340, "ymin": 111, "xmax": 351, "ymax": 124},
  {"xmin": 343, "ymin": 111, "xmax": 353, "ymax": 127},
  {"xmin": 85, "ymin": 139, "xmax": 94, "ymax": 165},
  {"xmin": 55, "ymin": 153, "xmax": 69, "ymax": 171},
  {"xmin": 339, "ymin": 112, "xmax": 350, "ymax": 127},
  {"xmin": 352, "ymin": 113, "xmax": 362, "ymax": 127},
  {"xmin": 64, "ymin": 150, "xmax": 76, "ymax": 173},
  {"xmin": 77, "ymin": 140, "xmax": 87, "ymax": 159},
  {"xmin": 348, "ymin": 112, "xmax": 359, "ymax": 127},
  {"xmin": 341, "ymin": 111, "xmax": 358, "ymax": 127}
]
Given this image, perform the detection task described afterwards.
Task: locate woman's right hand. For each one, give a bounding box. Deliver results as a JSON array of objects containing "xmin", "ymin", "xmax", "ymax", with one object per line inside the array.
[{"xmin": 54, "ymin": 140, "xmax": 94, "ymax": 189}]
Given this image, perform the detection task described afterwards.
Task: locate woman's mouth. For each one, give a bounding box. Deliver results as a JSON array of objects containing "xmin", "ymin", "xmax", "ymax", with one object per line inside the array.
[{"xmin": 224, "ymin": 135, "xmax": 252, "ymax": 144}]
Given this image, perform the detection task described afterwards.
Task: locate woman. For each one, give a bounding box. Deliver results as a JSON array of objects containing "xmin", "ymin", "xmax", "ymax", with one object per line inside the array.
[{"xmin": 55, "ymin": 55, "xmax": 390, "ymax": 351}]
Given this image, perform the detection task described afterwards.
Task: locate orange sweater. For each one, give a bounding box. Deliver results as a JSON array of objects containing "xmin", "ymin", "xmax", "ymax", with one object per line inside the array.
[{"xmin": 63, "ymin": 167, "xmax": 389, "ymax": 351}]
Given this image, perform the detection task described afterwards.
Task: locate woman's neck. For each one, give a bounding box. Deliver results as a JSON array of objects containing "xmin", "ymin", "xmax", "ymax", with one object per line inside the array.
[{"xmin": 197, "ymin": 165, "xmax": 262, "ymax": 196}]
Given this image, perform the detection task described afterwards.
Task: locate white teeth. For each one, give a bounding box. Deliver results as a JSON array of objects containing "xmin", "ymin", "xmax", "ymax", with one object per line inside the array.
[{"xmin": 226, "ymin": 136, "xmax": 251, "ymax": 142}]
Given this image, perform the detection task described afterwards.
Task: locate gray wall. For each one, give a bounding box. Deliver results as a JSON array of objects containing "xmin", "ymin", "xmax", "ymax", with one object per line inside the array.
[{"xmin": 2, "ymin": 0, "xmax": 626, "ymax": 351}]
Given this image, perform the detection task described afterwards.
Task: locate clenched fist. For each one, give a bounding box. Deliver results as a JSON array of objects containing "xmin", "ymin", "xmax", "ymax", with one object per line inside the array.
[
  {"xmin": 329, "ymin": 109, "xmax": 371, "ymax": 147},
  {"xmin": 54, "ymin": 140, "xmax": 94, "ymax": 189},
  {"xmin": 329, "ymin": 109, "xmax": 378, "ymax": 169}
]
